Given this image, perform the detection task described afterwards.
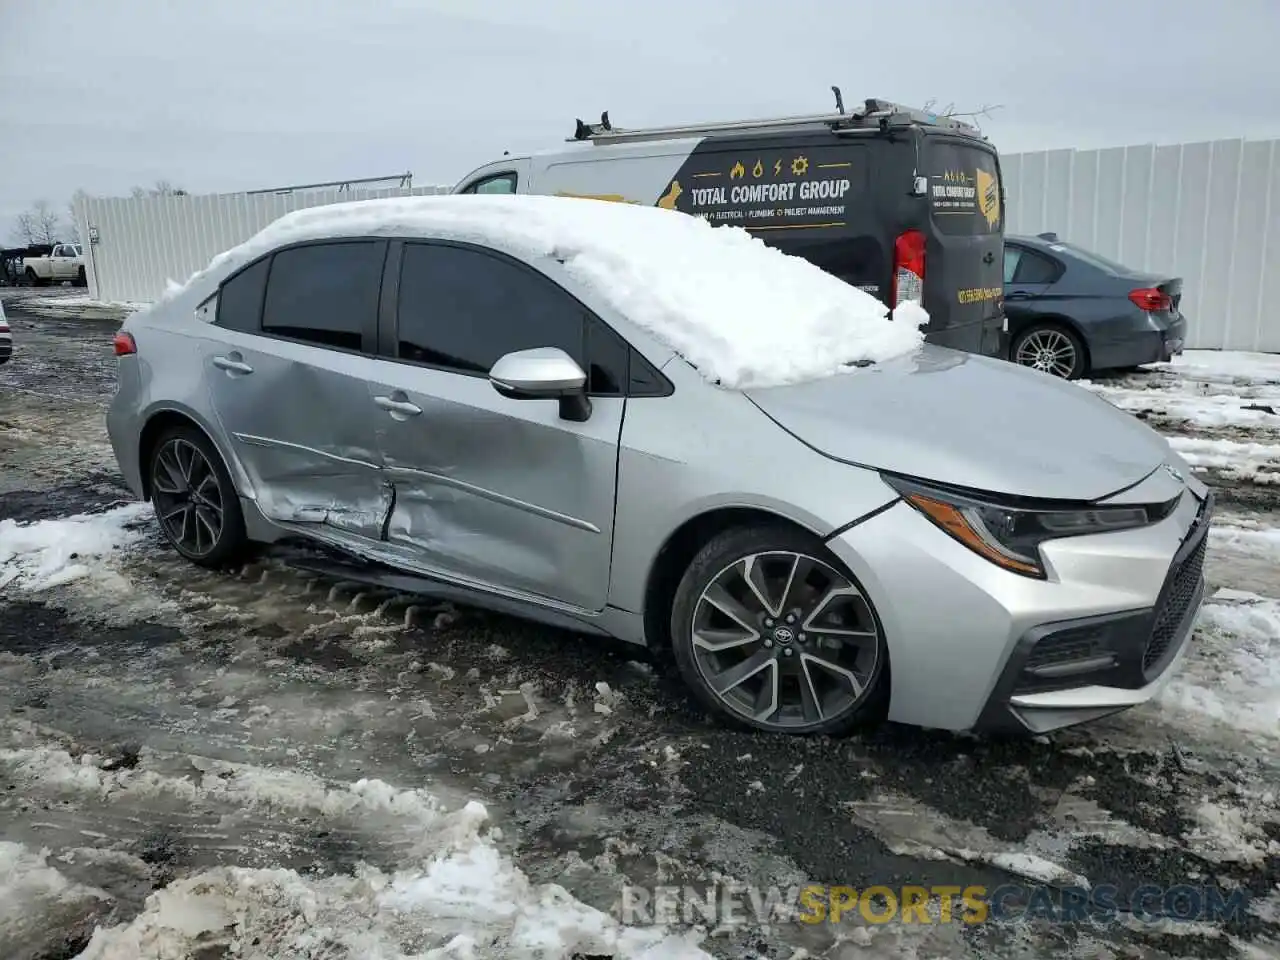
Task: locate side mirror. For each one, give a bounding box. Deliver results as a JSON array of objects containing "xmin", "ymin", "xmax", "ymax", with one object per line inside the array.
[{"xmin": 488, "ymin": 347, "xmax": 592, "ymax": 422}]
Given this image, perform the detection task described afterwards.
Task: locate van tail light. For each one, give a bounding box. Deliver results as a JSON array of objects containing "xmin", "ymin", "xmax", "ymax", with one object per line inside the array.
[
  {"xmin": 892, "ymin": 229, "xmax": 926, "ymax": 307},
  {"xmin": 1128, "ymin": 287, "xmax": 1172, "ymax": 312},
  {"xmin": 113, "ymin": 331, "xmax": 137, "ymax": 356}
]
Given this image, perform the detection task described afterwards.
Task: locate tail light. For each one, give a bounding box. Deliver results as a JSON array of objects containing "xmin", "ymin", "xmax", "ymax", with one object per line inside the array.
[
  {"xmin": 892, "ymin": 229, "xmax": 926, "ymax": 307},
  {"xmin": 1128, "ymin": 287, "xmax": 1172, "ymax": 312},
  {"xmin": 113, "ymin": 331, "xmax": 137, "ymax": 356}
]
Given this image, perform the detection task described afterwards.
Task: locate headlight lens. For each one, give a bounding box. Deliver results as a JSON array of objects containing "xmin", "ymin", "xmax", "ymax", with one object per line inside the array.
[{"xmin": 882, "ymin": 475, "xmax": 1157, "ymax": 579}]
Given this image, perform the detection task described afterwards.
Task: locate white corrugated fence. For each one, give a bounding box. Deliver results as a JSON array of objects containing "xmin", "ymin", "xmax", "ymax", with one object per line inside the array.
[{"xmin": 73, "ymin": 184, "xmax": 450, "ymax": 305}]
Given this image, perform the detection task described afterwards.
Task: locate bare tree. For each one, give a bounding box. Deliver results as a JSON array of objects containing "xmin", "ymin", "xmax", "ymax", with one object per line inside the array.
[
  {"xmin": 11, "ymin": 200, "xmax": 64, "ymax": 245},
  {"xmin": 131, "ymin": 179, "xmax": 188, "ymax": 198}
]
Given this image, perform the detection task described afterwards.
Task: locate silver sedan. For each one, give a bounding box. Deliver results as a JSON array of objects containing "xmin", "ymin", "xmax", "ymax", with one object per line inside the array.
[{"xmin": 105, "ymin": 196, "xmax": 1212, "ymax": 737}]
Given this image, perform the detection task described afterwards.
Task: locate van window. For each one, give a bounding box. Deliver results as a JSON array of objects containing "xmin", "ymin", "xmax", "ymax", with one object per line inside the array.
[
  {"xmin": 926, "ymin": 141, "xmax": 1002, "ymax": 236},
  {"xmin": 462, "ymin": 173, "xmax": 518, "ymax": 195}
]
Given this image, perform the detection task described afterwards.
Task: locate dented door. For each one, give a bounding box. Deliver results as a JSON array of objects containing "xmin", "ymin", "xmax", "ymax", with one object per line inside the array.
[
  {"xmin": 368, "ymin": 240, "xmax": 625, "ymax": 612},
  {"xmin": 367, "ymin": 364, "xmax": 623, "ymax": 612},
  {"xmin": 200, "ymin": 239, "xmax": 392, "ymax": 543},
  {"xmin": 202, "ymin": 334, "xmax": 391, "ymax": 542}
]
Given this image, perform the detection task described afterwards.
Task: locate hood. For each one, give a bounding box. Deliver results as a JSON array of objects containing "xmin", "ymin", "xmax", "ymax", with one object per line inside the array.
[{"xmin": 744, "ymin": 346, "xmax": 1170, "ymax": 502}]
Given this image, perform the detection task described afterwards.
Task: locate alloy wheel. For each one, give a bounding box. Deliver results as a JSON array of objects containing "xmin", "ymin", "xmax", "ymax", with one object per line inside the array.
[
  {"xmin": 152, "ymin": 438, "xmax": 225, "ymax": 557},
  {"xmin": 690, "ymin": 551, "xmax": 881, "ymax": 731},
  {"xmin": 1015, "ymin": 329, "xmax": 1077, "ymax": 378}
]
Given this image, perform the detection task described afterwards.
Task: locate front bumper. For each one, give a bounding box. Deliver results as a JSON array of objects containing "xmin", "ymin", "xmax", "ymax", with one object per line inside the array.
[
  {"xmin": 824, "ymin": 474, "xmax": 1212, "ymax": 734},
  {"xmin": 974, "ymin": 490, "xmax": 1211, "ymax": 734}
]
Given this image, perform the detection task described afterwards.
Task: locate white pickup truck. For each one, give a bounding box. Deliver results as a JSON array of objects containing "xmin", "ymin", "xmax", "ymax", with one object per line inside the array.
[{"xmin": 22, "ymin": 242, "xmax": 86, "ymax": 286}]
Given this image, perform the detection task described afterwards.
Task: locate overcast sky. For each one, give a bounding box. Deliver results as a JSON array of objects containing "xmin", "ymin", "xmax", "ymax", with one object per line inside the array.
[{"xmin": 2, "ymin": 0, "xmax": 1279, "ymax": 238}]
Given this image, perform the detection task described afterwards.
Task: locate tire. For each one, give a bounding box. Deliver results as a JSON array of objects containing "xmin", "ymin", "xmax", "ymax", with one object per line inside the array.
[
  {"xmin": 1011, "ymin": 322, "xmax": 1088, "ymax": 380},
  {"xmin": 24, "ymin": 267, "xmax": 43, "ymax": 287},
  {"xmin": 669, "ymin": 524, "xmax": 889, "ymax": 736},
  {"xmin": 76, "ymin": 266, "xmax": 86, "ymax": 287},
  {"xmin": 147, "ymin": 425, "xmax": 250, "ymax": 567}
]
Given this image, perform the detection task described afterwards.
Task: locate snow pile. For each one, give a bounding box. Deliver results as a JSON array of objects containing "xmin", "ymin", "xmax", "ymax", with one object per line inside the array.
[
  {"xmin": 158, "ymin": 194, "xmax": 927, "ymax": 389},
  {"xmin": 1158, "ymin": 591, "xmax": 1280, "ymax": 736},
  {"xmin": 1165, "ymin": 436, "xmax": 1280, "ymax": 481},
  {"xmin": 0, "ymin": 503, "xmax": 152, "ymax": 592},
  {"xmin": 1161, "ymin": 350, "xmax": 1280, "ymax": 385},
  {"xmin": 72, "ymin": 799, "xmax": 710, "ymax": 960},
  {"xmin": 0, "ymin": 842, "xmax": 109, "ymax": 954}
]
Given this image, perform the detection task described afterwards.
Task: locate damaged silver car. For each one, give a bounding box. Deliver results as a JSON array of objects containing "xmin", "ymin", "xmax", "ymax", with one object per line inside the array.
[{"xmin": 107, "ymin": 196, "xmax": 1212, "ymax": 737}]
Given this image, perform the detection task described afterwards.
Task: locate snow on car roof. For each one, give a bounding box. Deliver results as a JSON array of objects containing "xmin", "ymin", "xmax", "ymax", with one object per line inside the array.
[{"xmin": 171, "ymin": 194, "xmax": 927, "ymax": 389}]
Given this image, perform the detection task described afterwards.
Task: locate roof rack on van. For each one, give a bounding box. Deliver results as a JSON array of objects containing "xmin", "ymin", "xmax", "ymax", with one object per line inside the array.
[{"xmin": 569, "ymin": 95, "xmax": 983, "ymax": 144}]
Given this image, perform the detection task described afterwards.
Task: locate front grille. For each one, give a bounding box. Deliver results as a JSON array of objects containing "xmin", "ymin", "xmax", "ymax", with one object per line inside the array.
[{"xmin": 1143, "ymin": 530, "xmax": 1207, "ymax": 673}]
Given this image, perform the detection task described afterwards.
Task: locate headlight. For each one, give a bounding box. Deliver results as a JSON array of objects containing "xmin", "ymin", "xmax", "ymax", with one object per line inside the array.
[{"xmin": 882, "ymin": 475, "xmax": 1156, "ymax": 579}]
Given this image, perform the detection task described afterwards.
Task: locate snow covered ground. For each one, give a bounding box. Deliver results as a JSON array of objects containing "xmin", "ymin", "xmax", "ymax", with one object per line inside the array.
[{"xmin": 2, "ymin": 316, "xmax": 1279, "ymax": 960}]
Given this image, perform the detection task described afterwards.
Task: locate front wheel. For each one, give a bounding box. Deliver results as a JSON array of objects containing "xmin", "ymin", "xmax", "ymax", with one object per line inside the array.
[
  {"xmin": 1011, "ymin": 323, "xmax": 1088, "ymax": 380},
  {"xmin": 76, "ymin": 266, "xmax": 86, "ymax": 287},
  {"xmin": 669, "ymin": 525, "xmax": 889, "ymax": 736},
  {"xmin": 148, "ymin": 426, "xmax": 249, "ymax": 567}
]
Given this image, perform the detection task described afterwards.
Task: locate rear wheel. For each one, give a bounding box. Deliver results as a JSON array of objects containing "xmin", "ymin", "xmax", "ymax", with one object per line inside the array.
[
  {"xmin": 76, "ymin": 266, "xmax": 86, "ymax": 287},
  {"xmin": 24, "ymin": 267, "xmax": 42, "ymax": 287},
  {"xmin": 148, "ymin": 426, "xmax": 249, "ymax": 567},
  {"xmin": 669, "ymin": 525, "xmax": 889, "ymax": 736},
  {"xmin": 1012, "ymin": 323, "xmax": 1087, "ymax": 380}
]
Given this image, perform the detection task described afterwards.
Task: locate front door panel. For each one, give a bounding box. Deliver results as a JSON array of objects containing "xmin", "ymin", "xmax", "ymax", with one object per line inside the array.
[{"xmin": 368, "ymin": 363, "xmax": 623, "ymax": 612}]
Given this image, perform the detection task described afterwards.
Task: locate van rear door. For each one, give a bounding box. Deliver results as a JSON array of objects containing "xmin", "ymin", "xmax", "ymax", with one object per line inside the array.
[{"xmin": 920, "ymin": 136, "xmax": 1005, "ymax": 357}]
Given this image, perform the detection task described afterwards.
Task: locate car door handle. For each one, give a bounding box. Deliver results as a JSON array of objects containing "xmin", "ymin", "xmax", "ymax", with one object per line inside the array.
[
  {"xmin": 1004, "ymin": 291, "xmax": 1032, "ymax": 301},
  {"xmin": 211, "ymin": 355, "xmax": 253, "ymax": 375},
  {"xmin": 373, "ymin": 395, "xmax": 422, "ymax": 416}
]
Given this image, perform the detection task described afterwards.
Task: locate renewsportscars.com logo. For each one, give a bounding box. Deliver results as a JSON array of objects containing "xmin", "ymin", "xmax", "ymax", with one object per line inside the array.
[{"xmin": 620, "ymin": 882, "xmax": 1251, "ymax": 928}]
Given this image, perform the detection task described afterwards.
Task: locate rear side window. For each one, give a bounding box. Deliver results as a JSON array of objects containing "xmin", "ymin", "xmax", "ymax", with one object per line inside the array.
[
  {"xmin": 216, "ymin": 257, "xmax": 270, "ymax": 333},
  {"xmin": 926, "ymin": 141, "xmax": 1003, "ymax": 236},
  {"xmin": 261, "ymin": 241, "xmax": 384, "ymax": 351},
  {"xmin": 1012, "ymin": 249, "xmax": 1059, "ymax": 284}
]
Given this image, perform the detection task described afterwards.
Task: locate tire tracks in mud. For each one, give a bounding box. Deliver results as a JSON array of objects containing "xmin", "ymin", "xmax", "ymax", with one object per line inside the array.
[{"xmin": 3, "ymin": 521, "xmax": 1278, "ymax": 959}]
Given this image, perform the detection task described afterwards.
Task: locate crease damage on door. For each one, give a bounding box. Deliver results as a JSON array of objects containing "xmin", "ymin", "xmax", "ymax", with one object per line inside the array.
[{"xmin": 383, "ymin": 475, "xmax": 568, "ymax": 590}]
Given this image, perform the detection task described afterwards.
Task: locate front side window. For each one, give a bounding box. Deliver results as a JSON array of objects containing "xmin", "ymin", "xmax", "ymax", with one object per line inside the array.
[
  {"xmin": 463, "ymin": 173, "xmax": 517, "ymax": 195},
  {"xmin": 396, "ymin": 242, "xmax": 585, "ymax": 376},
  {"xmin": 260, "ymin": 241, "xmax": 385, "ymax": 351}
]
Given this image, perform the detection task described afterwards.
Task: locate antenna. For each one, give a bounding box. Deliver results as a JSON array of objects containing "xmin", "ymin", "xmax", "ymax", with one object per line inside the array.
[{"xmin": 832, "ymin": 85, "xmax": 845, "ymax": 114}]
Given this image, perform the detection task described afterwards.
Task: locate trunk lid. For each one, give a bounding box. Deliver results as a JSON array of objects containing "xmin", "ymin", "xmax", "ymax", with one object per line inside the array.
[{"xmin": 744, "ymin": 345, "xmax": 1171, "ymax": 502}]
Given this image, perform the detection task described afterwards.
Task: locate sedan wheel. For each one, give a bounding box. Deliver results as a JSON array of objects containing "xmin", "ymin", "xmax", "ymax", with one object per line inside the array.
[
  {"xmin": 149, "ymin": 427, "xmax": 248, "ymax": 566},
  {"xmin": 1012, "ymin": 324, "xmax": 1086, "ymax": 380},
  {"xmin": 671, "ymin": 528, "xmax": 887, "ymax": 735}
]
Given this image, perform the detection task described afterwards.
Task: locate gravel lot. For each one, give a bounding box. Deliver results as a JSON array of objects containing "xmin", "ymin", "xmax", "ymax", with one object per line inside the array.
[{"xmin": 1, "ymin": 287, "xmax": 1277, "ymax": 959}]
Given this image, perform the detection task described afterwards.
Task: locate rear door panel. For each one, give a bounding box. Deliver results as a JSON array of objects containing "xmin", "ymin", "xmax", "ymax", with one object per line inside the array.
[{"xmin": 921, "ymin": 136, "xmax": 1006, "ymax": 355}]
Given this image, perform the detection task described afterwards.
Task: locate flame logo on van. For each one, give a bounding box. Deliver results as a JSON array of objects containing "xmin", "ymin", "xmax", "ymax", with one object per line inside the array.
[{"xmin": 976, "ymin": 168, "xmax": 1000, "ymax": 228}]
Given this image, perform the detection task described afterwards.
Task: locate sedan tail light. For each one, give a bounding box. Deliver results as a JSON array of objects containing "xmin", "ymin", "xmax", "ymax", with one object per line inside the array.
[
  {"xmin": 113, "ymin": 331, "xmax": 137, "ymax": 355},
  {"xmin": 1128, "ymin": 287, "xmax": 1172, "ymax": 312}
]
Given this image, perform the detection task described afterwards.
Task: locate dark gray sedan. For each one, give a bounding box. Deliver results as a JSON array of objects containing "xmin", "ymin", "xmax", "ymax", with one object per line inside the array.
[{"xmin": 1003, "ymin": 233, "xmax": 1187, "ymax": 380}]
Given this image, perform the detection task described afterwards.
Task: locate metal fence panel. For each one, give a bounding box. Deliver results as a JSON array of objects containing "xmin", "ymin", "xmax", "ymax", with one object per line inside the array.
[
  {"xmin": 1005, "ymin": 137, "xmax": 1280, "ymax": 352},
  {"xmin": 73, "ymin": 185, "xmax": 450, "ymax": 304}
]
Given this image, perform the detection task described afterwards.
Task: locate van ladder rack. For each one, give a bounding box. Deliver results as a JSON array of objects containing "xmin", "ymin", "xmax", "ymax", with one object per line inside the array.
[{"xmin": 569, "ymin": 96, "xmax": 981, "ymax": 144}]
